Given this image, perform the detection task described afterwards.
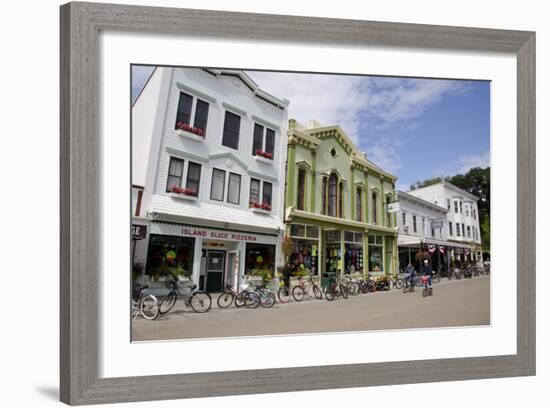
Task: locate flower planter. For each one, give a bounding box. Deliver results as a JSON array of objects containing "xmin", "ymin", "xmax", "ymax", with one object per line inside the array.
[
  {"xmin": 176, "ymin": 129, "xmax": 206, "ymax": 142},
  {"xmin": 254, "ymin": 154, "xmax": 273, "ymax": 164},
  {"xmin": 168, "ymin": 192, "xmax": 198, "ymax": 201},
  {"xmin": 251, "ymin": 207, "xmax": 271, "ymax": 214}
]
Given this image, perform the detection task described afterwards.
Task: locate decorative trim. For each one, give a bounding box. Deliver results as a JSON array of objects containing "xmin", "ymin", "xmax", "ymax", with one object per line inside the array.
[
  {"xmin": 249, "ymin": 169, "xmax": 278, "ymax": 183},
  {"xmin": 251, "ymin": 114, "xmax": 281, "ymax": 131},
  {"xmin": 166, "ymin": 146, "xmax": 208, "ymax": 163},
  {"xmin": 222, "ymin": 101, "xmax": 247, "ymax": 117},
  {"xmin": 208, "ymin": 151, "xmax": 249, "ymax": 170},
  {"xmin": 175, "ymin": 81, "xmax": 217, "ymax": 103}
]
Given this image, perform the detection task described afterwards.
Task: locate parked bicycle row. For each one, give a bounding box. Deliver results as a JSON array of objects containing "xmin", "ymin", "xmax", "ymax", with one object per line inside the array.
[{"xmin": 132, "ymin": 266, "xmax": 485, "ymax": 320}]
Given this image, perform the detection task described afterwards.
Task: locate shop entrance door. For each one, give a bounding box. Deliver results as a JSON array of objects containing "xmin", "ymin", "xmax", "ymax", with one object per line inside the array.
[{"xmin": 205, "ymin": 251, "xmax": 225, "ymax": 293}]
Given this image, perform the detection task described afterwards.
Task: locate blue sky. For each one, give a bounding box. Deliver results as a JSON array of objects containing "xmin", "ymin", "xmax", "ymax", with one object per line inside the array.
[{"xmin": 132, "ymin": 66, "xmax": 490, "ymax": 191}]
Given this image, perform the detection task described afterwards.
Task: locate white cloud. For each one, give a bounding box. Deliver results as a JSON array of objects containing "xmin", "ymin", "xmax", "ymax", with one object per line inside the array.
[
  {"xmin": 432, "ymin": 150, "xmax": 490, "ymax": 177},
  {"xmin": 247, "ymin": 71, "xmax": 469, "ymax": 171}
]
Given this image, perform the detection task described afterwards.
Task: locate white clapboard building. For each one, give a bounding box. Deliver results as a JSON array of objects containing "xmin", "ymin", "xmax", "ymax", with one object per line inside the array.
[{"xmin": 132, "ymin": 67, "xmax": 289, "ymax": 293}]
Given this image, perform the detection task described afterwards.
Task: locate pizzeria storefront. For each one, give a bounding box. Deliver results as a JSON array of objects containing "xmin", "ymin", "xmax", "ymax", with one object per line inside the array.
[{"xmin": 143, "ymin": 221, "xmax": 281, "ymax": 293}]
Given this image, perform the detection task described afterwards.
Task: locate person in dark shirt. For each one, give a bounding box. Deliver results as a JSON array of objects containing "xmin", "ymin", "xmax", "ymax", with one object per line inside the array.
[{"xmin": 422, "ymin": 259, "xmax": 433, "ymax": 287}]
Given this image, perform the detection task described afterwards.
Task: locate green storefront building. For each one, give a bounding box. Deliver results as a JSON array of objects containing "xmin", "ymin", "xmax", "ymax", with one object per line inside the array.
[{"xmin": 285, "ymin": 120, "xmax": 398, "ymax": 281}]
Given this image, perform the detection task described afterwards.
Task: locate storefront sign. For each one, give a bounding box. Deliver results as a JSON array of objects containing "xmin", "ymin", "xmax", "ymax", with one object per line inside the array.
[
  {"xmin": 179, "ymin": 226, "xmax": 258, "ymax": 241},
  {"xmin": 387, "ymin": 202, "xmax": 400, "ymax": 213},
  {"xmin": 131, "ymin": 224, "xmax": 147, "ymax": 240}
]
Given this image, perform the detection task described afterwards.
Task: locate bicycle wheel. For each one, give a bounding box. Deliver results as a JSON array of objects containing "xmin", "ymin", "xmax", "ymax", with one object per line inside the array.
[
  {"xmin": 235, "ymin": 292, "xmax": 246, "ymax": 307},
  {"xmin": 132, "ymin": 299, "xmax": 140, "ymax": 320},
  {"xmin": 324, "ymin": 286, "xmax": 335, "ymax": 301},
  {"xmin": 292, "ymin": 286, "xmax": 305, "ymax": 302},
  {"xmin": 277, "ymin": 286, "xmax": 291, "ymax": 303},
  {"xmin": 159, "ymin": 291, "xmax": 177, "ymax": 314},
  {"xmin": 313, "ymin": 285, "xmax": 323, "ymax": 300},
  {"xmin": 349, "ymin": 282, "xmax": 360, "ymax": 296},
  {"xmin": 395, "ymin": 278, "xmax": 404, "ymax": 289},
  {"xmin": 340, "ymin": 284, "xmax": 349, "ymax": 299},
  {"xmin": 140, "ymin": 294, "xmax": 159, "ymax": 320},
  {"xmin": 260, "ymin": 291, "xmax": 276, "ymax": 308},
  {"xmin": 189, "ymin": 292, "xmax": 212, "ymax": 313},
  {"xmin": 217, "ymin": 291, "xmax": 235, "ymax": 308},
  {"xmin": 244, "ymin": 291, "xmax": 260, "ymax": 308},
  {"xmin": 422, "ymin": 288, "xmax": 427, "ymax": 297}
]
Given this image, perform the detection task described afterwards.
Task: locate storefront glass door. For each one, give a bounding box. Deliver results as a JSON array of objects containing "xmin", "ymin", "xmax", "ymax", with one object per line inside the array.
[{"xmin": 205, "ymin": 251, "xmax": 225, "ymax": 293}]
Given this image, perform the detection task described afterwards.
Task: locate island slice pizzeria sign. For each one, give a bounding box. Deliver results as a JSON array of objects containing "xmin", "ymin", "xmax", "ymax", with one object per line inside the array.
[{"xmin": 150, "ymin": 222, "xmax": 261, "ymax": 242}]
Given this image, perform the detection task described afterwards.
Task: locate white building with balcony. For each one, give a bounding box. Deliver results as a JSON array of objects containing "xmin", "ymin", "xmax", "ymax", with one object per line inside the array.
[
  {"xmin": 406, "ymin": 181, "xmax": 483, "ymax": 266},
  {"xmin": 396, "ymin": 190, "xmax": 449, "ymax": 273},
  {"xmin": 132, "ymin": 67, "xmax": 289, "ymax": 293}
]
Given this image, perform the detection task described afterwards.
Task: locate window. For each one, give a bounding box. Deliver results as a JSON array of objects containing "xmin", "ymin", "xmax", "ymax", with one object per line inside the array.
[
  {"xmin": 252, "ymin": 123, "xmax": 276, "ymax": 159},
  {"xmin": 473, "ymin": 209, "xmax": 477, "ymax": 219},
  {"xmin": 431, "ymin": 228, "xmax": 435, "ymax": 237},
  {"xmin": 456, "ymin": 222, "xmax": 461, "ymax": 236},
  {"xmin": 328, "ymin": 174, "xmax": 338, "ymax": 217},
  {"xmin": 454, "ymin": 201, "xmax": 459, "ymax": 213},
  {"xmin": 372, "ymin": 192, "xmax": 378, "ymax": 224},
  {"xmin": 249, "ymin": 178, "xmax": 260, "ymax": 204},
  {"xmin": 386, "ymin": 196, "xmax": 391, "ymax": 227},
  {"xmin": 166, "ymin": 157, "xmax": 184, "ymax": 191},
  {"xmin": 252, "ymin": 124, "xmax": 263, "ymax": 155},
  {"xmin": 338, "ymin": 182, "xmax": 343, "ymax": 218},
  {"xmin": 262, "ymin": 182, "xmax": 272, "ymax": 207},
  {"xmin": 447, "ymin": 199, "xmax": 451, "ymax": 210},
  {"xmin": 466, "ymin": 205, "xmax": 470, "ymax": 217},
  {"xmin": 368, "ymin": 234, "xmax": 384, "ymax": 272},
  {"xmin": 227, "ymin": 173, "xmax": 241, "ymax": 204},
  {"xmin": 402, "ymin": 212, "xmax": 407, "ymax": 226},
  {"xmin": 461, "ymin": 223, "xmax": 465, "ymax": 237},
  {"xmin": 175, "ymin": 92, "xmax": 209, "ymax": 134},
  {"xmin": 297, "ymin": 168, "xmax": 306, "ymax": 211},
  {"xmin": 185, "ymin": 162, "xmax": 201, "ymax": 196},
  {"xmin": 210, "ymin": 168, "xmax": 226, "ymax": 201},
  {"xmin": 222, "ymin": 111, "xmax": 241, "ymax": 149},
  {"xmin": 422, "ymin": 217, "xmax": 426, "ymax": 234},
  {"xmin": 356, "ymin": 188, "xmax": 362, "ymax": 222},
  {"xmin": 175, "ymin": 92, "xmax": 193, "ymax": 128},
  {"xmin": 193, "ymin": 99, "xmax": 209, "ymax": 133},
  {"xmin": 413, "ymin": 215, "xmax": 417, "ymax": 233},
  {"xmin": 459, "ymin": 201, "xmax": 463, "ymax": 214},
  {"xmin": 449, "ymin": 221, "xmax": 453, "ymax": 236},
  {"xmin": 467, "ymin": 225, "xmax": 471, "ymax": 238},
  {"xmin": 265, "ymin": 129, "xmax": 275, "ymax": 156},
  {"xmin": 322, "ymin": 177, "xmax": 328, "ymax": 215}
]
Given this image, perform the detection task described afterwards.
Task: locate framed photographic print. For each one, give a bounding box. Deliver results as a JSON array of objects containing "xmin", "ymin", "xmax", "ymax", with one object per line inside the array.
[{"xmin": 60, "ymin": 2, "xmax": 535, "ymax": 405}]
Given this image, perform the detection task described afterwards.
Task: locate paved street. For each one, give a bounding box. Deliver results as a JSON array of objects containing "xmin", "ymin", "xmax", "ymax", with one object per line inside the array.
[{"xmin": 132, "ymin": 275, "xmax": 490, "ymax": 341}]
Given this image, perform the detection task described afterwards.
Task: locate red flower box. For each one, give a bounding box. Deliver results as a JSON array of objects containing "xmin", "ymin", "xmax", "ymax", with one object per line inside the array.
[
  {"xmin": 249, "ymin": 201, "xmax": 271, "ymax": 211},
  {"xmin": 255, "ymin": 149, "xmax": 273, "ymax": 160},
  {"xmin": 176, "ymin": 121, "xmax": 204, "ymax": 137},
  {"xmin": 170, "ymin": 185, "xmax": 198, "ymax": 196}
]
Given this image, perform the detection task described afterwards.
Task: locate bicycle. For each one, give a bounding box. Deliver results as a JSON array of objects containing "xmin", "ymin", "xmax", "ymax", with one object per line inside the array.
[
  {"xmin": 158, "ymin": 278, "xmax": 212, "ymax": 314},
  {"xmin": 324, "ymin": 276, "xmax": 348, "ymax": 301},
  {"xmin": 292, "ymin": 275, "xmax": 323, "ymax": 301},
  {"xmin": 251, "ymin": 285, "xmax": 276, "ymax": 308},
  {"xmin": 132, "ymin": 284, "xmax": 159, "ymax": 320},
  {"xmin": 421, "ymin": 275, "xmax": 433, "ymax": 297},
  {"xmin": 217, "ymin": 284, "xmax": 260, "ymax": 309},
  {"xmin": 402, "ymin": 274, "xmax": 417, "ymax": 293}
]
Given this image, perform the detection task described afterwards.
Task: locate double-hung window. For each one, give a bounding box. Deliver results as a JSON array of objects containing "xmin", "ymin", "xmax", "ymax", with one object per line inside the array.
[
  {"xmin": 227, "ymin": 173, "xmax": 241, "ymax": 204},
  {"xmin": 356, "ymin": 188, "xmax": 362, "ymax": 222},
  {"xmin": 185, "ymin": 162, "xmax": 201, "ymax": 196},
  {"xmin": 449, "ymin": 221, "xmax": 453, "ymax": 236},
  {"xmin": 467, "ymin": 225, "xmax": 471, "ymax": 238},
  {"xmin": 175, "ymin": 92, "xmax": 209, "ymax": 133},
  {"xmin": 456, "ymin": 222, "xmax": 461, "ymax": 236},
  {"xmin": 412, "ymin": 215, "xmax": 417, "ymax": 233},
  {"xmin": 222, "ymin": 111, "xmax": 241, "ymax": 149},
  {"xmin": 402, "ymin": 212, "xmax": 407, "ymax": 226},
  {"xmin": 249, "ymin": 179, "xmax": 272, "ymax": 211},
  {"xmin": 210, "ymin": 168, "xmax": 226, "ymax": 201},
  {"xmin": 372, "ymin": 192, "xmax": 378, "ymax": 224},
  {"xmin": 454, "ymin": 201, "xmax": 459, "ymax": 213},
  {"xmin": 252, "ymin": 123, "xmax": 276, "ymax": 160},
  {"xmin": 166, "ymin": 157, "xmax": 185, "ymax": 192}
]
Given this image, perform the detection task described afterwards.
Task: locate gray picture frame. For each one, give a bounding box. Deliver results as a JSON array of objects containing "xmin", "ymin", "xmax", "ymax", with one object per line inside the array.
[{"xmin": 60, "ymin": 2, "xmax": 536, "ymax": 405}]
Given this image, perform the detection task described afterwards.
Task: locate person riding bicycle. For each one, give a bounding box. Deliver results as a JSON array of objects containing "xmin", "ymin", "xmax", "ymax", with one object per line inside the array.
[{"xmin": 422, "ymin": 259, "xmax": 433, "ymax": 287}]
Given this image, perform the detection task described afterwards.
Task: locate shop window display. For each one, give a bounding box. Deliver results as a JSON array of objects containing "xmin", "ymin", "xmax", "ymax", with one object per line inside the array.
[
  {"xmin": 325, "ymin": 230, "xmax": 341, "ymax": 274},
  {"xmin": 368, "ymin": 234, "xmax": 384, "ymax": 272},
  {"xmin": 145, "ymin": 234, "xmax": 195, "ymax": 280},
  {"xmin": 245, "ymin": 243, "xmax": 275, "ymax": 285},
  {"xmin": 344, "ymin": 231, "xmax": 364, "ymax": 274},
  {"xmin": 289, "ymin": 223, "xmax": 319, "ymax": 276}
]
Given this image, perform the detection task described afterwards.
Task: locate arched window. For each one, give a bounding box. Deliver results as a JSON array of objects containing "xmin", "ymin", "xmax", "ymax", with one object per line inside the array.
[{"xmin": 328, "ymin": 173, "xmax": 338, "ymax": 217}]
